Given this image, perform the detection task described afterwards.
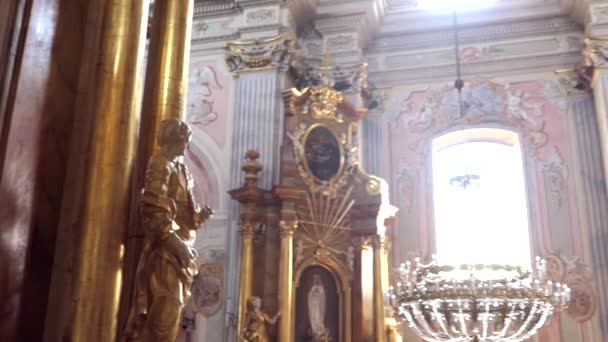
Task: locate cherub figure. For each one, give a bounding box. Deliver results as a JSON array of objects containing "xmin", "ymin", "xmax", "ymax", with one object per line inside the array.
[{"xmin": 241, "ymin": 296, "xmax": 280, "ymax": 342}]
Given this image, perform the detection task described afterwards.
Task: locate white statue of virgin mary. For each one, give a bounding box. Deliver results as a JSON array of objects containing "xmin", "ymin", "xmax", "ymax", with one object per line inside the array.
[{"xmin": 307, "ymin": 274, "xmax": 329, "ymax": 339}]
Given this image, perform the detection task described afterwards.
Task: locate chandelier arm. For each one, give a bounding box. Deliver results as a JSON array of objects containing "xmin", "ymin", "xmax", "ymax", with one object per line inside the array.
[
  {"xmin": 508, "ymin": 300, "xmax": 542, "ymax": 340},
  {"xmin": 518, "ymin": 303, "xmax": 553, "ymax": 341},
  {"xmin": 430, "ymin": 301, "xmax": 455, "ymax": 340},
  {"xmin": 414, "ymin": 303, "xmax": 446, "ymax": 340},
  {"xmin": 497, "ymin": 299, "xmax": 519, "ymax": 338},
  {"xmin": 479, "ymin": 300, "xmax": 491, "ymax": 340},
  {"xmin": 405, "ymin": 305, "xmax": 437, "ymax": 341}
]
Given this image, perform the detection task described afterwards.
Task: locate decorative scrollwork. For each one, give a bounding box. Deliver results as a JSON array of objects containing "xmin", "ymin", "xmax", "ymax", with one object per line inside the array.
[
  {"xmin": 225, "ymin": 34, "xmax": 296, "ymax": 73},
  {"xmin": 302, "ymin": 86, "xmax": 346, "ymax": 122},
  {"xmin": 545, "ymin": 253, "xmax": 598, "ymax": 323}
]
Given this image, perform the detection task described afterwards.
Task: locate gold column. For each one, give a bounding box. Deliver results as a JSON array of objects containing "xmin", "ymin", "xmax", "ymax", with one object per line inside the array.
[
  {"xmin": 119, "ymin": 0, "xmax": 194, "ymax": 326},
  {"xmin": 278, "ymin": 218, "xmax": 297, "ymax": 342},
  {"xmin": 353, "ymin": 236, "xmax": 374, "ymax": 342},
  {"xmin": 68, "ymin": 0, "xmax": 149, "ymax": 341},
  {"xmin": 373, "ymin": 235, "xmax": 387, "ymax": 342},
  {"xmin": 139, "ymin": 0, "xmax": 194, "ymax": 159},
  {"xmin": 237, "ymin": 223, "xmax": 256, "ymax": 336}
]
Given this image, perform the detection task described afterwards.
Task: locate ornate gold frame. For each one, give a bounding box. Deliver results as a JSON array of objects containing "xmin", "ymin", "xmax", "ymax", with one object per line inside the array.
[{"xmin": 300, "ymin": 123, "xmax": 346, "ymax": 183}]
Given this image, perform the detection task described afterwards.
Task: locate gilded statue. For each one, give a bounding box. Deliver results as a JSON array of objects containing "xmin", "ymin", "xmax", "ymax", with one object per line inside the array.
[
  {"xmin": 123, "ymin": 118, "xmax": 213, "ymax": 342},
  {"xmin": 241, "ymin": 296, "xmax": 280, "ymax": 342}
]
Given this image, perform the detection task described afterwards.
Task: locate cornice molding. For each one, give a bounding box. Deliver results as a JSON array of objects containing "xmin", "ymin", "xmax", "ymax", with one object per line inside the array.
[
  {"xmin": 368, "ymin": 51, "xmax": 581, "ymax": 86},
  {"xmin": 194, "ymin": 0, "xmax": 241, "ymax": 18},
  {"xmin": 370, "ymin": 16, "xmax": 580, "ymax": 52}
]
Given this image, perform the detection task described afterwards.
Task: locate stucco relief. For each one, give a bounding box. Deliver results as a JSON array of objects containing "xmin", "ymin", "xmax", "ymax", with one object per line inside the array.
[
  {"xmin": 244, "ymin": 8, "xmax": 278, "ymax": 26},
  {"xmin": 542, "ymin": 146, "xmax": 568, "ymax": 208},
  {"xmin": 187, "ymin": 60, "xmax": 230, "ymax": 148},
  {"xmin": 192, "ymin": 18, "xmax": 235, "ymax": 39},
  {"xmin": 545, "ymin": 253, "xmax": 598, "ymax": 323},
  {"xmin": 589, "ymin": 5, "xmax": 608, "ymax": 24},
  {"xmin": 325, "ymin": 35, "xmax": 356, "ymax": 51},
  {"xmin": 390, "ymin": 79, "xmax": 553, "ymax": 159},
  {"xmin": 192, "ymin": 251, "xmax": 225, "ymax": 317},
  {"xmin": 395, "ymin": 160, "xmax": 415, "ymax": 215}
]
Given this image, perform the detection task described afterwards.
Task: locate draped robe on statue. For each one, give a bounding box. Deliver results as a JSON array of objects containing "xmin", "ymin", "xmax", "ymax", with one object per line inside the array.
[
  {"xmin": 308, "ymin": 275, "xmax": 329, "ymax": 340},
  {"xmin": 124, "ymin": 153, "xmax": 202, "ymax": 341}
]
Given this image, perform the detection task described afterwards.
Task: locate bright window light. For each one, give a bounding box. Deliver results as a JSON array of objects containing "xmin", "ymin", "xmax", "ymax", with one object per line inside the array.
[
  {"xmin": 420, "ymin": 0, "xmax": 495, "ymax": 13},
  {"xmin": 432, "ymin": 128, "xmax": 532, "ymax": 269}
]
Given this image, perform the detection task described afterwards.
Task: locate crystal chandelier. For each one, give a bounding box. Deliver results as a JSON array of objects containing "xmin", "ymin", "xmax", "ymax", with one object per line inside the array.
[{"xmin": 387, "ymin": 256, "xmax": 570, "ymax": 342}]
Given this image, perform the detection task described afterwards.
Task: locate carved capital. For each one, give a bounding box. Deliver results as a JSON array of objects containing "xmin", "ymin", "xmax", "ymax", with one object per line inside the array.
[
  {"xmin": 555, "ymin": 68, "xmax": 592, "ymax": 95},
  {"xmin": 296, "ymin": 62, "xmax": 369, "ymax": 95},
  {"xmin": 225, "ymin": 35, "xmax": 297, "ymax": 74},
  {"xmin": 239, "ymin": 223, "xmax": 262, "ymax": 239},
  {"xmin": 583, "ymin": 37, "xmax": 608, "ymax": 68},
  {"xmin": 279, "ymin": 220, "xmax": 298, "ymax": 238},
  {"xmin": 353, "ymin": 235, "xmax": 373, "ymax": 250},
  {"xmin": 372, "ymin": 235, "xmax": 387, "ymax": 250}
]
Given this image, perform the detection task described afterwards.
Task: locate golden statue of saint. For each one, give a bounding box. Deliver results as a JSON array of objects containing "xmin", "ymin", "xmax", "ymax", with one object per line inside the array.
[
  {"xmin": 124, "ymin": 119, "xmax": 212, "ymax": 341},
  {"xmin": 241, "ymin": 296, "xmax": 280, "ymax": 342}
]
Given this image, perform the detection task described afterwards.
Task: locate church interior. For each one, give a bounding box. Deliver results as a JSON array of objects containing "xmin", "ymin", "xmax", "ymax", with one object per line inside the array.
[{"xmin": 1, "ymin": 0, "xmax": 608, "ymax": 341}]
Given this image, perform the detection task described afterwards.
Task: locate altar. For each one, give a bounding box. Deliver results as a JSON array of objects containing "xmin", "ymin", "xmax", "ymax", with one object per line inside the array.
[{"xmin": 229, "ymin": 85, "xmax": 397, "ymax": 342}]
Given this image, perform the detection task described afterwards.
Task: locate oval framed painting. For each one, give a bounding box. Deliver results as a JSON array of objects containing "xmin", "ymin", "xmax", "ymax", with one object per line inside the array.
[{"xmin": 303, "ymin": 125, "xmax": 343, "ymax": 182}]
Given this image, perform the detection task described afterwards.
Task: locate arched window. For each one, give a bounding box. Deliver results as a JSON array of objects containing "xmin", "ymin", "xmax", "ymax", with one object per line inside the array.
[{"xmin": 431, "ymin": 128, "xmax": 532, "ymax": 268}]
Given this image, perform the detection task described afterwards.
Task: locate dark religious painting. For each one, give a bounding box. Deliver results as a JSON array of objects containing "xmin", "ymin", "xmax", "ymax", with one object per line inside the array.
[
  {"xmin": 295, "ymin": 266, "xmax": 339, "ymax": 342},
  {"xmin": 304, "ymin": 126, "xmax": 341, "ymax": 181}
]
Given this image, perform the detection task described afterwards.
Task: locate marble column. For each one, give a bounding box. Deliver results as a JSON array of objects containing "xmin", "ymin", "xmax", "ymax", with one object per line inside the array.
[
  {"xmin": 223, "ymin": 34, "xmax": 295, "ymax": 339},
  {"xmin": 353, "ymin": 236, "xmax": 374, "ymax": 342},
  {"xmin": 589, "ymin": 67, "xmax": 608, "ymax": 197},
  {"xmin": 566, "ymin": 93, "xmax": 608, "ymax": 337},
  {"xmin": 373, "ymin": 235, "xmax": 386, "ymax": 342}
]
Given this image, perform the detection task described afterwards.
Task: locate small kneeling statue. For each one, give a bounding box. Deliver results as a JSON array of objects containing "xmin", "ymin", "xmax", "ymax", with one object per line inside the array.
[
  {"xmin": 241, "ymin": 296, "xmax": 280, "ymax": 342},
  {"xmin": 123, "ymin": 119, "xmax": 212, "ymax": 342}
]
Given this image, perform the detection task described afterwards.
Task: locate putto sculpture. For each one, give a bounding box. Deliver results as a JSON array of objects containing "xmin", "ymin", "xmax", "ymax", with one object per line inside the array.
[
  {"xmin": 124, "ymin": 118, "xmax": 212, "ymax": 341},
  {"xmin": 240, "ymin": 296, "xmax": 280, "ymax": 342}
]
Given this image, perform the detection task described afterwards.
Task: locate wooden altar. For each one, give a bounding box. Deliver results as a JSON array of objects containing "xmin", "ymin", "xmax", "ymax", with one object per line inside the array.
[{"xmin": 229, "ymin": 85, "xmax": 397, "ymax": 342}]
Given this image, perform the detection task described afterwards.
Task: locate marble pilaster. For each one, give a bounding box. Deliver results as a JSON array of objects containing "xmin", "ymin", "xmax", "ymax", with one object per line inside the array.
[
  {"xmin": 567, "ymin": 95, "xmax": 608, "ymax": 337},
  {"xmin": 223, "ymin": 34, "xmax": 295, "ymax": 340},
  {"xmin": 362, "ymin": 113, "xmax": 384, "ymax": 176}
]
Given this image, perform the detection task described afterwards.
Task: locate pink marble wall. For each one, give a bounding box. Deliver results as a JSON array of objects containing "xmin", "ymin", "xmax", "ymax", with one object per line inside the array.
[
  {"xmin": 0, "ymin": 0, "xmax": 85, "ymax": 340},
  {"xmin": 387, "ymin": 78, "xmax": 593, "ymax": 341}
]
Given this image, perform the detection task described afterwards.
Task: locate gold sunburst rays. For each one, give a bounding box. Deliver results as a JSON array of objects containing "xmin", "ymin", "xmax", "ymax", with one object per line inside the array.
[{"xmin": 297, "ymin": 187, "xmax": 355, "ymax": 256}]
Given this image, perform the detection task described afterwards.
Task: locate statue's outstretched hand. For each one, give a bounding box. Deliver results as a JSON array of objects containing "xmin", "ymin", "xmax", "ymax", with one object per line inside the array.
[{"xmin": 194, "ymin": 205, "xmax": 213, "ymax": 227}]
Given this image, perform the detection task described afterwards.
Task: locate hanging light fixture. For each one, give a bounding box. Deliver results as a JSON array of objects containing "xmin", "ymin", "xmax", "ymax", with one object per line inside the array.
[
  {"xmin": 387, "ymin": 256, "xmax": 570, "ymax": 342},
  {"xmin": 452, "ymin": 10, "xmax": 465, "ymax": 118}
]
